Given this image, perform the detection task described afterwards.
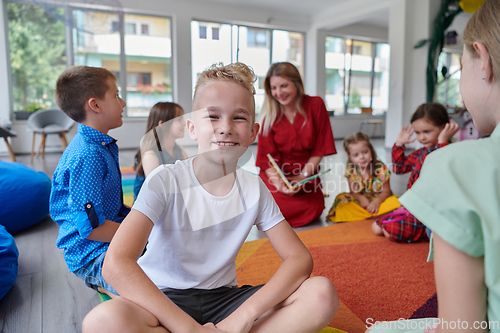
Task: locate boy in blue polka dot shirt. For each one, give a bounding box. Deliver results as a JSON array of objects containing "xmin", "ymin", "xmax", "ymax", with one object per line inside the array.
[{"xmin": 50, "ymin": 66, "xmax": 131, "ymax": 296}]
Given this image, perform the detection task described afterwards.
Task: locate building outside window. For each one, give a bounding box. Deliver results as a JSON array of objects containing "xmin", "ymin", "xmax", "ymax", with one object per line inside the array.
[
  {"xmin": 246, "ymin": 28, "xmax": 268, "ymax": 47},
  {"xmin": 325, "ymin": 36, "xmax": 390, "ymax": 115},
  {"xmin": 199, "ymin": 25, "xmax": 207, "ymax": 39},
  {"xmin": 191, "ymin": 21, "xmax": 304, "ymax": 115},
  {"xmin": 125, "ymin": 22, "xmax": 136, "ymax": 35},
  {"xmin": 6, "ymin": 1, "xmax": 173, "ymax": 118},
  {"xmin": 211, "ymin": 27, "xmax": 219, "ymax": 40}
]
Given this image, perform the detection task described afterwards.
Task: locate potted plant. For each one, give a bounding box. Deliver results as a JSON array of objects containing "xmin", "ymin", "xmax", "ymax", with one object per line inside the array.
[{"xmin": 14, "ymin": 101, "xmax": 47, "ymax": 120}]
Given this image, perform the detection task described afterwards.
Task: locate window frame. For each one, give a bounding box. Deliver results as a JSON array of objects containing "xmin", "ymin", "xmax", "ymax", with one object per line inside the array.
[
  {"xmin": 325, "ymin": 35, "xmax": 390, "ymax": 116},
  {"xmin": 436, "ymin": 50, "xmax": 463, "ymax": 108},
  {"xmin": 5, "ymin": 0, "xmax": 174, "ymax": 118},
  {"xmin": 191, "ymin": 20, "xmax": 305, "ymax": 117}
]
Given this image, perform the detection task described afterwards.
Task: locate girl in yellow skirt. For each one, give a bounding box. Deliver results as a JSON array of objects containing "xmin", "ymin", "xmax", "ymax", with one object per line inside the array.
[{"xmin": 327, "ymin": 132, "xmax": 400, "ymax": 222}]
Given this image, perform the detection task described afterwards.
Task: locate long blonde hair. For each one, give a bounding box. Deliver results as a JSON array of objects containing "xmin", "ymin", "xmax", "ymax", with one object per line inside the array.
[
  {"xmin": 259, "ymin": 62, "xmax": 306, "ymax": 135},
  {"xmin": 462, "ymin": 0, "xmax": 500, "ymax": 81}
]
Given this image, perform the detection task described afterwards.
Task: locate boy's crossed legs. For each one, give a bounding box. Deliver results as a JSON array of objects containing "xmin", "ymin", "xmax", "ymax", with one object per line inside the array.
[{"xmin": 83, "ymin": 276, "xmax": 338, "ymax": 333}]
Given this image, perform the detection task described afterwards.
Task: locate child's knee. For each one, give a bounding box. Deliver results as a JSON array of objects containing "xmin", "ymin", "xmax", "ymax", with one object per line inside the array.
[
  {"xmin": 82, "ymin": 300, "xmax": 135, "ymax": 333},
  {"xmin": 83, "ymin": 303, "xmax": 110, "ymax": 333},
  {"xmin": 303, "ymin": 277, "xmax": 339, "ymax": 320}
]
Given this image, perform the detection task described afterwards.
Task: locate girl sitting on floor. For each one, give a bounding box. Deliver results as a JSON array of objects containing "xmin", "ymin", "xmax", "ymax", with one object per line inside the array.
[
  {"xmin": 327, "ymin": 132, "xmax": 400, "ymax": 223},
  {"xmin": 372, "ymin": 103, "xmax": 459, "ymax": 243}
]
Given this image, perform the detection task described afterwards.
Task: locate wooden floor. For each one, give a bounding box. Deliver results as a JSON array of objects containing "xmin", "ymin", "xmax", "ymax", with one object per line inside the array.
[{"xmin": 0, "ymin": 140, "xmax": 409, "ymax": 333}]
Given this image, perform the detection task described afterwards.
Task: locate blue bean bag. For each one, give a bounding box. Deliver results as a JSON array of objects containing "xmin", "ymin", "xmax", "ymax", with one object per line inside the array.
[
  {"xmin": 0, "ymin": 160, "xmax": 51, "ymax": 234},
  {"xmin": 0, "ymin": 224, "xmax": 18, "ymax": 300}
]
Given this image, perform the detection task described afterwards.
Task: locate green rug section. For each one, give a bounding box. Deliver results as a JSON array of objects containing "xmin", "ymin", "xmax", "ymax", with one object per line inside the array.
[{"xmin": 98, "ymin": 292, "xmax": 112, "ymax": 302}]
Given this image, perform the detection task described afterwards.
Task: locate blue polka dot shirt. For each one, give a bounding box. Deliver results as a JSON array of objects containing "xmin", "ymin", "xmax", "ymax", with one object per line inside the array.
[{"xmin": 50, "ymin": 124, "xmax": 130, "ymax": 272}]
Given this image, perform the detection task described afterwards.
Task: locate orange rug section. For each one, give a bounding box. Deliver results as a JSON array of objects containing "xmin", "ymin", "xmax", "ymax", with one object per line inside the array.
[{"xmin": 235, "ymin": 220, "xmax": 436, "ymax": 333}]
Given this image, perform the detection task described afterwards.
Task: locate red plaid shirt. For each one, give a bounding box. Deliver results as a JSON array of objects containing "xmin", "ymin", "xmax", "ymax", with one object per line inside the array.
[{"xmin": 392, "ymin": 143, "xmax": 448, "ymax": 190}]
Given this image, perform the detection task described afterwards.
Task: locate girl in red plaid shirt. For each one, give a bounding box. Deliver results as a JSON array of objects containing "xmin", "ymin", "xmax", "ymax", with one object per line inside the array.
[{"xmin": 372, "ymin": 103, "xmax": 459, "ymax": 243}]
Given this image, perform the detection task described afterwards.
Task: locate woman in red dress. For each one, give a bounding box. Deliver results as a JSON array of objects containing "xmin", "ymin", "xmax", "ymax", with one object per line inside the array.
[{"xmin": 256, "ymin": 62, "xmax": 336, "ymax": 228}]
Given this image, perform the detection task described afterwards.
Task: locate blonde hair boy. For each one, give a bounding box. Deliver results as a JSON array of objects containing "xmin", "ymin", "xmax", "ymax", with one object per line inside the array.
[{"xmin": 83, "ymin": 62, "xmax": 338, "ymax": 333}]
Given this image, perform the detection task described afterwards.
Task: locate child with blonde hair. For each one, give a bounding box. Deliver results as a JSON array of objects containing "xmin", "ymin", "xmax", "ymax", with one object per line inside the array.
[
  {"xmin": 327, "ymin": 132, "xmax": 400, "ymax": 223},
  {"xmin": 367, "ymin": 0, "xmax": 500, "ymax": 331},
  {"xmin": 82, "ymin": 62, "xmax": 338, "ymax": 333}
]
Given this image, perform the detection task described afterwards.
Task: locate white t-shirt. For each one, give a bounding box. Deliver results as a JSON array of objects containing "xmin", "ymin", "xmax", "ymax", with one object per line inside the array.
[{"xmin": 133, "ymin": 157, "xmax": 284, "ymax": 290}]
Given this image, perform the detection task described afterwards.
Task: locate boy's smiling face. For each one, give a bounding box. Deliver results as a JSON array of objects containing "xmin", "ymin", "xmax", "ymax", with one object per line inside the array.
[{"xmin": 188, "ymin": 80, "xmax": 260, "ymax": 165}]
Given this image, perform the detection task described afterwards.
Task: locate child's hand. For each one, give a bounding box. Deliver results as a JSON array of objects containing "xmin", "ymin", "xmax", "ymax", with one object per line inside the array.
[
  {"xmin": 357, "ymin": 196, "xmax": 370, "ymax": 209},
  {"xmin": 366, "ymin": 199, "xmax": 381, "ymax": 215},
  {"xmin": 270, "ymin": 177, "xmax": 299, "ymax": 196},
  {"xmin": 281, "ymin": 183, "xmax": 300, "ymax": 197},
  {"xmin": 200, "ymin": 323, "xmax": 227, "ymax": 332},
  {"xmin": 215, "ymin": 313, "xmax": 253, "ymax": 333},
  {"xmin": 438, "ymin": 122, "xmax": 460, "ymax": 144},
  {"xmin": 395, "ymin": 125, "xmax": 416, "ymax": 146}
]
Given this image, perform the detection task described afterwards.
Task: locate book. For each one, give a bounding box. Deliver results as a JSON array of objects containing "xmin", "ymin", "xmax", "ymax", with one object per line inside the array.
[{"xmin": 266, "ymin": 154, "xmax": 331, "ymax": 191}]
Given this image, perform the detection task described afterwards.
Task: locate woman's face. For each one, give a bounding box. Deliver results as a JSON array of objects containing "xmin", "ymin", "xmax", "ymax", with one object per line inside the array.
[{"xmin": 269, "ymin": 75, "xmax": 298, "ymax": 108}]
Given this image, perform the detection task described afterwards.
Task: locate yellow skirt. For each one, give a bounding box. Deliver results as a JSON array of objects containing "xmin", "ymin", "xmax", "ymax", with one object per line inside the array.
[{"xmin": 327, "ymin": 194, "xmax": 401, "ymax": 223}]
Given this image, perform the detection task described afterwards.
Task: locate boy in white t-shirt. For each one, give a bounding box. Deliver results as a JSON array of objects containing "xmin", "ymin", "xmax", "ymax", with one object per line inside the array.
[{"xmin": 82, "ymin": 62, "xmax": 339, "ymax": 333}]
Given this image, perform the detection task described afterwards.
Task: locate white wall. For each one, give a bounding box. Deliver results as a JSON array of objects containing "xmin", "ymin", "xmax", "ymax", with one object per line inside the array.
[
  {"xmin": 330, "ymin": 23, "xmax": 388, "ymax": 42},
  {"xmin": 331, "ymin": 115, "xmax": 385, "ymax": 139},
  {"xmin": 385, "ymin": 0, "xmax": 441, "ymax": 148},
  {"xmin": 443, "ymin": 11, "xmax": 473, "ymax": 54},
  {"xmin": 0, "ymin": 2, "xmax": 12, "ymax": 155}
]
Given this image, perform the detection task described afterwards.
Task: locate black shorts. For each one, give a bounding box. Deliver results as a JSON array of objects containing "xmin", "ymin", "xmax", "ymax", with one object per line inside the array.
[{"xmin": 161, "ymin": 284, "xmax": 264, "ymax": 325}]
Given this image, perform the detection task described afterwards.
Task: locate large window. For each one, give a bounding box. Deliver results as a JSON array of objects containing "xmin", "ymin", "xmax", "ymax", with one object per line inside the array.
[
  {"xmin": 7, "ymin": 2, "xmax": 66, "ymax": 114},
  {"xmin": 191, "ymin": 21, "xmax": 304, "ymax": 115},
  {"xmin": 7, "ymin": 2, "xmax": 172, "ymax": 118},
  {"xmin": 325, "ymin": 36, "xmax": 389, "ymax": 115},
  {"xmin": 436, "ymin": 51, "xmax": 462, "ymax": 108}
]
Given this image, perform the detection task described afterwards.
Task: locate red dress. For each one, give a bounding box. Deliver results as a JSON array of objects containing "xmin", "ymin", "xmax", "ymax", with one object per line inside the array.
[{"xmin": 256, "ymin": 95, "xmax": 336, "ymax": 227}]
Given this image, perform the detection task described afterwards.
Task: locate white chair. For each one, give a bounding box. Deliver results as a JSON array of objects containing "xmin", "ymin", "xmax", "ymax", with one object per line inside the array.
[
  {"xmin": 27, "ymin": 109, "xmax": 75, "ymax": 163},
  {"xmin": 359, "ymin": 107, "xmax": 383, "ymax": 137}
]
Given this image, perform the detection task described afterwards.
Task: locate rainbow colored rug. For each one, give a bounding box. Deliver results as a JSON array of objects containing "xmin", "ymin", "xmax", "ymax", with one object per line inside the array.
[
  {"xmin": 121, "ymin": 167, "xmax": 136, "ymax": 207},
  {"xmin": 235, "ymin": 220, "xmax": 436, "ymax": 333}
]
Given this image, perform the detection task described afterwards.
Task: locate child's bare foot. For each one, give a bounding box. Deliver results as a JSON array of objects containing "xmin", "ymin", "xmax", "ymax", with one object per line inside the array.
[{"xmin": 371, "ymin": 221, "xmax": 384, "ymax": 236}]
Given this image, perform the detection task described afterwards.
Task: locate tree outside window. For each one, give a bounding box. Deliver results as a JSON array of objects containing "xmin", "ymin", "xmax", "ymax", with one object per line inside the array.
[{"xmin": 7, "ymin": 3, "xmax": 66, "ymax": 116}]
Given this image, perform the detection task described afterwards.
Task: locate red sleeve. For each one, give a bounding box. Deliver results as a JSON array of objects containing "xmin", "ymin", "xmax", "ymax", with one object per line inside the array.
[
  {"xmin": 391, "ymin": 144, "xmax": 415, "ymax": 174},
  {"xmin": 256, "ymin": 128, "xmax": 281, "ymax": 172},
  {"xmin": 308, "ymin": 96, "xmax": 337, "ymax": 157},
  {"xmin": 437, "ymin": 142, "xmax": 449, "ymax": 149}
]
